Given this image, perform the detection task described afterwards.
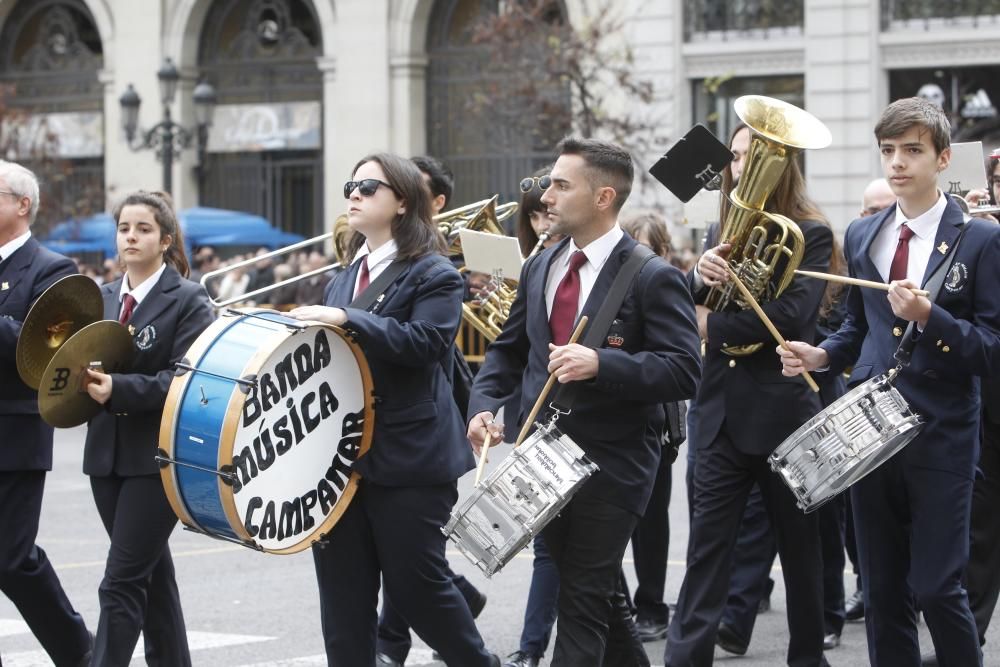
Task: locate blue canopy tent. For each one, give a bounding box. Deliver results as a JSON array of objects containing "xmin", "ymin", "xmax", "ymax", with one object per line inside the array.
[{"xmin": 41, "ymin": 207, "xmax": 305, "ymax": 262}]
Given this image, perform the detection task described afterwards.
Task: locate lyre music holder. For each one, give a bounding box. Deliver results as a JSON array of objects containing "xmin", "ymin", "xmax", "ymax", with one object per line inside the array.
[{"xmin": 649, "ymin": 124, "xmax": 734, "ymax": 202}]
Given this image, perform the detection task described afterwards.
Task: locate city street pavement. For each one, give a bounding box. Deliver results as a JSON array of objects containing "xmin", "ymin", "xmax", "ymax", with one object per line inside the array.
[{"xmin": 2, "ymin": 426, "xmax": 997, "ymax": 666}]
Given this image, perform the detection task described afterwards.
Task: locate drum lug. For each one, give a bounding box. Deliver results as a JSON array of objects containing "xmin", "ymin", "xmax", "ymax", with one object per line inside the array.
[
  {"xmin": 181, "ymin": 524, "xmax": 263, "ymax": 552},
  {"xmin": 154, "ymin": 450, "xmax": 238, "ymax": 486},
  {"xmin": 174, "ymin": 357, "xmax": 192, "ymax": 376},
  {"xmin": 219, "ymin": 464, "xmax": 235, "ymax": 486}
]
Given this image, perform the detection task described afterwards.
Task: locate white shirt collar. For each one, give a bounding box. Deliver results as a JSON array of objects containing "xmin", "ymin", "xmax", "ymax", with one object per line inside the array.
[
  {"xmin": 0, "ymin": 230, "xmax": 31, "ymax": 263},
  {"xmin": 120, "ymin": 262, "xmax": 167, "ymax": 306},
  {"xmin": 352, "ymin": 238, "xmax": 398, "ymax": 268},
  {"xmin": 561, "ymin": 224, "xmax": 624, "ymax": 271},
  {"xmin": 891, "ymin": 191, "xmax": 948, "ymax": 241}
]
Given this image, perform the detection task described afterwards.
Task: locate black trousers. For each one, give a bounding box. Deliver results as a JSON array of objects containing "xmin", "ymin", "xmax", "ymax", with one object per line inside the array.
[
  {"xmin": 542, "ymin": 490, "xmax": 644, "ymax": 666},
  {"xmin": 629, "ymin": 453, "xmax": 673, "ymax": 625},
  {"xmin": 818, "ymin": 495, "xmax": 847, "ymax": 637},
  {"xmin": 312, "ymin": 480, "xmax": 493, "ymax": 667},
  {"xmin": 968, "ymin": 418, "xmax": 1000, "ymax": 644},
  {"xmin": 0, "ymin": 471, "xmax": 90, "ymax": 666},
  {"xmin": 853, "ymin": 456, "xmax": 981, "ymax": 666},
  {"xmin": 665, "ymin": 428, "xmax": 827, "ymax": 667},
  {"xmin": 377, "ymin": 570, "xmax": 481, "ymax": 661},
  {"xmin": 90, "ymin": 474, "xmax": 190, "ymax": 667}
]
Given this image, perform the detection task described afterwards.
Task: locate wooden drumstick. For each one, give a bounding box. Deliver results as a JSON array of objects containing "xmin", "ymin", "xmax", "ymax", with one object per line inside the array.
[
  {"xmin": 514, "ymin": 316, "xmax": 589, "ymax": 448},
  {"xmin": 473, "ymin": 432, "xmax": 493, "ymax": 487},
  {"xmin": 794, "ymin": 270, "xmax": 930, "ymax": 297},
  {"xmin": 723, "ymin": 265, "xmax": 821, "ymax": 394}
]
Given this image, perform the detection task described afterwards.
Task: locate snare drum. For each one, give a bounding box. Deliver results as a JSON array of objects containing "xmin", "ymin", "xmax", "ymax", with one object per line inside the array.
[
  {"xmin": 769, "ymin": 372, "xmax": 924, "ymax": 512},
  {"xmin": 443, "ymin": 420, "xmax": 598, "ymax": 576},
  {"xmin": 159, "ymin": 310, "xmax": 374, "ymax": 554}
]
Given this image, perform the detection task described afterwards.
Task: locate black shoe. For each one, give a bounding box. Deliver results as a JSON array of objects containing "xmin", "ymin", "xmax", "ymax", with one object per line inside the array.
[
  {"xmin": 920, "ymin": 652, "xmax": 938, "ymax": 666},
  {"xmin": 75, "ymin": 631, "xmax": 95, "ymax": 667},
  {"xmin": 503, "ymin": 650, "xmax": 540, "ymax": 667},
  {"xmin": 823, "ymin": 633, "xmax": 840, "ymax": 650},
  {"xmin": 715, "ymin": 622, "xmax": 748, "ymax": 656},
  {"xmin": 635, "ymin": 618, "xmax": 669, "ymax": 642},
  {"xmin": 757, "ymin": 595, "xmax": 771, "ymax": 613},
  {"xmin": 844, "ymin": 589, "xmax": 865, "ymax": 621},
  {"xmin": 469, "ymin": 590, "xmax": 488, "ymax": 619},
  {"xmin": 375, "ymin": 652, "xmax": 403, "ymax": 667}
]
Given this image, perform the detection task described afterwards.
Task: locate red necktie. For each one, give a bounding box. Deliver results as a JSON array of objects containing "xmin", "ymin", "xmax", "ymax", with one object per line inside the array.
[
  {"xmin": 888, "ymin": 223, "xmax": 914, "ymax": 282},
  {"xmin": 549, "ymin": 250, "xmax": 587, "ymax": 345},
  {"xmin": 354, "ymin": 257, "xmax": 370, "ymax": 299},
  {"xmin": 119, "ymin": 293, "xmax": 137, "ymax": 325}
]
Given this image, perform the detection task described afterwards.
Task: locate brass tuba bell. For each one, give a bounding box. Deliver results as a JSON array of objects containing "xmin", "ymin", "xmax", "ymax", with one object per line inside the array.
[
  {"xmin": 434, "ymin": 195, "xmax": 518, "ymax": 256},
  {"xmin": 707, "ymin": 95, "xmax": 832, "ymax": 355}
]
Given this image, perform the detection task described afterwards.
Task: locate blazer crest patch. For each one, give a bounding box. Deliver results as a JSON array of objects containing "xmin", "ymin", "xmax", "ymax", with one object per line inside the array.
[
  {"xmin": 135, "ymin": 324, "xmax": 157, "ymax": 350},
  {"xmin": 944, "ymin": 262, "xmax": 968, "ymax": 293}
]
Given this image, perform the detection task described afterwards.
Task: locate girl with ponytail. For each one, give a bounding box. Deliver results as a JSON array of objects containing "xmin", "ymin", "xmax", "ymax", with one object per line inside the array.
[{"xmin": 80, "ymin": 190, "xmax": 214, "ymax": 666}]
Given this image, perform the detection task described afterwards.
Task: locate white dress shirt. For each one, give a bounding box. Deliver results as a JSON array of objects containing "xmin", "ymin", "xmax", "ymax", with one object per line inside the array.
[
  {"xmin": 119, "ymin": 262, "xmax": 167, "ymax": 318},
  {"xmin": 0, "ymin": 230, "xmax": 31, "ymax": 263},
  {"xmin": 869, "ymin": 192, "xmax": 947, "ymax": 284},
  {"xmin": 351, "ymin": 238, "xmax": 399, "ymax": 297},
  {"xmin": 545, "ymin": 224, "xmax": 624, "ymax": 317}
]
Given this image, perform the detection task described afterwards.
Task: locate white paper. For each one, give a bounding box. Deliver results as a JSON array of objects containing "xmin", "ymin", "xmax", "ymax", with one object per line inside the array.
[
  {"xmin": 940, "ymin": 141, "xmax": 987, "ymax": 196},
  {"xmin": 459, "ymin": 229, "xmax": 523, "ymax": 282}
]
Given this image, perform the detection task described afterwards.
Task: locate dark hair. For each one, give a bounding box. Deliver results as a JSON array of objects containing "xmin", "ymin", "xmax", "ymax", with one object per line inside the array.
[
  {"xmin": 516, "ymin": 165, "xmax": 552, "ymax": 256},
  {"xmin": 555, "ymin": 136, "xmax": 633, "ymax": 211},
  {"xmin": 719, "ymin": 125, "xmax": 843, "ymax": 315},
  {"xmin": 411, "ymin": 155, "xmax": 454, "ymax": 208},
  {"xmin": 874, "ymin": 97, "xmax": 951, "ymax": 155},
  {"xmin": 987, "ymin": 154, "xmax": 1000, "ymax": 207},
  {"xmin": 112, "ymin": 190, "xmax": 190, "ymax": 278},
  {"xmin": 346, "ymin": 153, "xmax": 447, "ymax": 260},
  {"xmin": 621, "ymin": 210, "xmax": 672, "ymax": 259}
]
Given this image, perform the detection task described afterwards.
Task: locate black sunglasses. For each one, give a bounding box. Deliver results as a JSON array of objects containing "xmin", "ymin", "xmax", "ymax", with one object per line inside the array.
[
  {"xmin": 519, "ymin": 175, "xmax": 552, "ymax": 193},
  {"xmin": 344, "ymin": 179, "xmax": 396, "ymax": 199}
]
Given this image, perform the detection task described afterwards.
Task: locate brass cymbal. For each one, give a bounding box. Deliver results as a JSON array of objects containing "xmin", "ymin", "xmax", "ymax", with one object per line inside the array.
[
  {"xmin": 38, "ymin": 321, "xmax": 135, "ymax": 428},
  {"xmin": 16, "ymin": 274, "xmax": 103, "ymax": 390}
]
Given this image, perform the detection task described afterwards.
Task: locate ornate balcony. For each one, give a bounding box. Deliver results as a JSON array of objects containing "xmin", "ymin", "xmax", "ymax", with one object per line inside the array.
[
  {"xmin": 684, "ymin": 0, "xmax": 804, "ymax": 42},
  {"xmin": 881, "ymin": 0, "xmax": 1000, "ymax": 30}
]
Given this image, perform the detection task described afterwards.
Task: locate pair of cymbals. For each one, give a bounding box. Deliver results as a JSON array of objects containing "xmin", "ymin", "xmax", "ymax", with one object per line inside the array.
[{"xmin": 16, "ymin": 275, "xmax": 135, "ymax": 427}]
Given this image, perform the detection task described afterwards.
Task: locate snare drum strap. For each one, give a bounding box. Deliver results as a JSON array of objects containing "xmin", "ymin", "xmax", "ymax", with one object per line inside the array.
[
  {"xmin": 550, "ymin": 244, "xmax": 656, "ymax": 413},
  {"xmin": 348, "ymin": 259, "xmax": 410, "ymax": 311},
  {"xmin": 893, "ymin": 219, "xmax": 969, "ymax": 368}
]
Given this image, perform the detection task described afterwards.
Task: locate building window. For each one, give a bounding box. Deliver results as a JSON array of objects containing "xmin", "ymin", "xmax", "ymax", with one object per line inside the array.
[
  {"xmin": 691, "ymin": 75, "xmax": 805, "ymax": 143},
  {"xmin": 890, "ymin": 66, "xmax": 1000, "ymax": 145},
  {"xmin": 684, "ymin": 0, "xmax": 803, "ymax": 42}
]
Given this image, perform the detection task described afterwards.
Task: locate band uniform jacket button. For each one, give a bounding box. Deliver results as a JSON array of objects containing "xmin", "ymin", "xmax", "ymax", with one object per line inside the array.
[
  {"xmin": 728, "ymin": 359, "xmax": 736, "ymax": 368},
  {"xmin": 893, "ymin": 326, "xmax": 903, "ymax": 337},
  {"xmin": 942, "ymin": 345, "xmax": 951, "ymax": 353},
  {"xmin": 936, "ymin": 339, "xmax": 943, "ymax": 347}
]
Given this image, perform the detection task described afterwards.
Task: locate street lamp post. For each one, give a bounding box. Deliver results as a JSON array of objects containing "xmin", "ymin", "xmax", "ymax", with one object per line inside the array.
[{"xmin": 119, "ymin": 58, "xmax": 217, "ymax": 197}]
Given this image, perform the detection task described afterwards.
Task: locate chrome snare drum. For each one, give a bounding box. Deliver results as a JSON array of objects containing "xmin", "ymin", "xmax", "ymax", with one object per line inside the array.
[
  {"xmin": 159, "ymin": 310, "xmax": 374, "ymax": 554},
  {"xmin": 769, "ymin": 371, "xmax": 924, "ymax": 512},
  {"xmin": 443, "ymin": 420, "xmax": 598, "ymax": 576}
]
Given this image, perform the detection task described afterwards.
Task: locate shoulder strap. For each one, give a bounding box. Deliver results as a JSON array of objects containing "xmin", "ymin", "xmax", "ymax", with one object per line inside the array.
[
  {"xmin": 552, "ymin": 244, "xmax": 656, "ymax": 411},
  {"xmin": 893, "ymin": 221, "xmax": 969, "ymax": 367},
  {"xmin": 348, "ymin": 259, "xmax": 410, "ymax": 311}
]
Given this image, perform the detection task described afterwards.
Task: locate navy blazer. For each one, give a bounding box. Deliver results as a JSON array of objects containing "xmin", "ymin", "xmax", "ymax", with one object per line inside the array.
[
  {"xmin": 469, "ymin": 234, "xmax": 702, "ymax": 515},
  {"xmin": 83, "ymin": 266, "xmax": 215, "ymax": 477},
  {"xmin": 691, "ymin": 220, "xmax": 832, "ymax": 456},
  {"xmin": 0, "ymin": 238, "xmax": 76, "ymax": 471},
  {"xmin": 821, "ymin": 198, "xmax": 1000, "ymax": 478},
  {"xmin": 326, "ymin": 252, "xmax": 474, "ymax": 486}
]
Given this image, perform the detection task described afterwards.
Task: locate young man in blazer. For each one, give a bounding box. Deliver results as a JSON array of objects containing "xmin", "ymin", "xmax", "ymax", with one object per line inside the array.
[
  {"xmin": 780, "ymin": 96, "xmax": 1000, "ymax": 666},
  {"xmin": 0, "ymin": 160, "xmax": 93, "ymax": 666},
  {"xmin": 468, "ymin": 137, "xmax": 702, "ymax": 665}
]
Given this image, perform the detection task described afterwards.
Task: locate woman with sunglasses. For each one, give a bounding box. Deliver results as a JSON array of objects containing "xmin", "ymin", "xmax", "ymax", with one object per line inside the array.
[
  {"xmin": 516, "ymin": 168, "xmax": 564, "ymax": 258},
  {"xmin": 82, "ymin": 191, "xmax": 214, "ymax": 666},
  {"xmin": 288, "ymin": 153, "xmax": 500, "ymax": 667}
]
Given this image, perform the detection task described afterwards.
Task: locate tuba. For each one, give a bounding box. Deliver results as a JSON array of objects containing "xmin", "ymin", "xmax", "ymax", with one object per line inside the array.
[
  {"xmin": 435, "ymin": 195, "xmax": 518, "ymax": 256},
  {"xmin": 707, "ymin": 95, "xmax": 832, "ymax": 355}
]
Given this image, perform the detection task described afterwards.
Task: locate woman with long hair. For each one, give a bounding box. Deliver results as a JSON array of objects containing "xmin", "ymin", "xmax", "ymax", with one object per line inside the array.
[
  {"xmin": 83, "ymin": 191, "xmax": 214, "ymax": 666},
  {"xmin": 288, "ymin": 153, "xmax": 499, "ymax": 667},
  {"xmin": 516, "ymin": 166, "xmax": 563, "ymax": 257}
]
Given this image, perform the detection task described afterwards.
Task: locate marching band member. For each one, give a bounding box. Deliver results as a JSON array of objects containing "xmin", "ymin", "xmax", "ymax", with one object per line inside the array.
[
  {"xmin": 289, "ymin": 153, "xmax": 500, "ymax": 667},
  {"xmin": 468, "ymin": 137, "xmax": 701, "ymax": 665},
  {"xmin": 83, "ymin": 191, "xmax": 215, "ymax": 666},
  {"xmin": 516, "ymin": 166, "xmax": 563, "ymax": 258},
  {"xmin": 0, "ymin": 160, "xmax": 93, "ymax": 666},
  {"xmin": 779, "ymin": 97, "xmax": 1000, "ymax": 666},
  {"xmin": 666, "ymin": 123, "xmax": 834, "ymax": 667}
]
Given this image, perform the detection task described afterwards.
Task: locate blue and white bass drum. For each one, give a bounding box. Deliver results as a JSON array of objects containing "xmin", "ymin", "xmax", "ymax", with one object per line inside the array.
[{"xmin": 158, "ymin": 310, "xmax": 374, "ymax": 554}]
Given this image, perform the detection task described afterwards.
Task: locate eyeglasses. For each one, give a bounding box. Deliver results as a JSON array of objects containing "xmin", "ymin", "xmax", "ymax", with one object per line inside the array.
[
  {"xmin": 519, "ymin": 175, "xmax": 552, "ymax": 193},
  {"xmin": 343, "ymin": 179, "xmax": 396, "ymax": 199}
]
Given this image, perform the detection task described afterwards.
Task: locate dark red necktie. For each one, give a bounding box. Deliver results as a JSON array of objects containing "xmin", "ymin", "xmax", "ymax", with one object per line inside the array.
[
  {"xmin": 549, "ymin": 250, "xmax": 587, "ymax": 345},
  {"xmin": 888, "ymin": 223, "xmax": 914, "ymax": 282},
  {"xmin": 354, "ymin": 257, "xmax": 370, "ymax": 299},
  {"xmin": 119, "ymin": 293, "xmax": 137, "ymax": 325}
]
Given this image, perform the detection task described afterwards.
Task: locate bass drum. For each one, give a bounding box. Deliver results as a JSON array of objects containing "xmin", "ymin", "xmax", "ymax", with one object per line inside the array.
[{"xmin": 159, "ymin": 310, "xmax": 374, "ymax": 554}]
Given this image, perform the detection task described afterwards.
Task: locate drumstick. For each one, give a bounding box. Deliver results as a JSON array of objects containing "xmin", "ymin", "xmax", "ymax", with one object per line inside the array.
[
  {"xmin": 794, "ymin": 270, "xmax": 930, "ymax": 297},
  {"xmin": 514, "ymin": 316, "xmax": 589, "ymax": 448},
  {"xmin": 723, "ymin": 265, "xmax": 821, "ymax": 394},
  {"xmin": 473, "ymin": 432, "xmax": 492, "ymax": 487}
]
